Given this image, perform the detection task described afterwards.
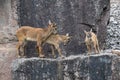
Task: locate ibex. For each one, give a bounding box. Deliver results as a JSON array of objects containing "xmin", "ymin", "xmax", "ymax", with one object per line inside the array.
[
  {"xmin": 16, "ymin": 20, "xmax": 57, "ymax": 58},
  {"xmin": 38, "ymin": 33, "xmax": 70, "ymax": 58},
  {"xmin": 84, "ymin": 29, "xmax": 100, "ymax": 55}
]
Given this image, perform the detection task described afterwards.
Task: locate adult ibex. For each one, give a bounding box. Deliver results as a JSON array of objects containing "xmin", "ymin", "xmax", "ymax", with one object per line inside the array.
[
  {"xmin": 16, "ymin": 20, "xmax": 57, "ymax": 58},
  {"xmin": 84, "ymin": 29, "xmax": 100, "ymax": 55}
]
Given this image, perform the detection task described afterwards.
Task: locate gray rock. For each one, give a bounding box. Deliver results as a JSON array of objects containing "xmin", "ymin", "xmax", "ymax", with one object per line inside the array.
[
  {"xmin": 0, "ymin": 0, "xmax": 19, "ymax": 43},
  {"xmin": 12, "ymin": 53, "xmax": 120, "ymax": 80},
  {"xmin": 106, "ymin": 1, "xmax": 120, "ymax": 49},
  {"xmin": 0, "ymin": 42, "xmax": 17, "ymax": 80},
  {"xmin": 112, "ymin": 57, "xmax": 120, "ymax": 80}
]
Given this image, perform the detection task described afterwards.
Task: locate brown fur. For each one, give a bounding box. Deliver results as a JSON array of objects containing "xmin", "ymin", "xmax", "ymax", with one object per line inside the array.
[
  {"xmin": 16, "ymin": 21, "xmax": 57, "ymax": 58},
  {"xmin": 43, "ymin": 33, "xmax": 70, "ymax": 58},
  {"xmin": 84, "ymin": 29, "xmax": 100, "ymax": 54}
]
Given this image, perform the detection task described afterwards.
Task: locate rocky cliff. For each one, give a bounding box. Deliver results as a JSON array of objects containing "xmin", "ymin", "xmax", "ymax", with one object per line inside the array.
[
  {"xmin": 0, "ymin": 0, "xmax": 18, "ymax": 80},
  {"xmin": 106, "ymin": 0, "xmax": 120, "ymax": 49},
  {"xmin": 0, "ymin": 0, "xmax": 18, "ymax": 43},
  {"xmin": 2, "ymin": 0, "xmax": 120, "ymax": 80},
  {"xmin": 17, "ymin": 0, "xmax": 110, "ymax": 56},
  {"xmin": 11, "ymin": 53, "xmax": 120, "ymax": 80}
]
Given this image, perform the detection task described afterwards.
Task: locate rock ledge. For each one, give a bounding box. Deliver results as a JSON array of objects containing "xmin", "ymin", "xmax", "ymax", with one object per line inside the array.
[{"xmin": 11, "ymin": 53, "xmax": 120, "ymax": 80}]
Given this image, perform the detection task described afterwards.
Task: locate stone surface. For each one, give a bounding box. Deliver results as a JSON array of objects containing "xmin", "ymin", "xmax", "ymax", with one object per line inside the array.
[
  {"xmin": 0, "ymin": 0, "xmax": 19, "ymax": 43},
  {"xmin": 17, "ymin": 0, "xmax": 110, "ymax": 56},
  {"xmin": 1, "ymin": 0, "xmax": 120, "ymax": 80},
  {"xmin": 112, "ymin": 56, "xmax": 120, "ymax": 80},
  {"xmin": 0, "ymin": 42, "xmax": 17, "ymax": 80},
  {"xmin": 0, "ymin": 1, "xmax": 18, "ymax": 77},
  {"xmin": 12, "ymin": 53, "xmax": 120, "ymax": 80},
  {"xmin": 106, "ymin": 0, "xmax": 120, "ymax": 49}
]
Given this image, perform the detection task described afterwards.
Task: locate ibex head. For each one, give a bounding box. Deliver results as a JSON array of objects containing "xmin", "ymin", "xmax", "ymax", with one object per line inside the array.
[
  {"xmin": 84, "ymin": 29, "xmax": 92, "ymax": 40},
  {"xmin": 48, "ymin": 20, "xmax": 57, "ymax": 34},
  {"xmin": 63, "ymin": 33, "xmax": 71, "ymax": 45}
]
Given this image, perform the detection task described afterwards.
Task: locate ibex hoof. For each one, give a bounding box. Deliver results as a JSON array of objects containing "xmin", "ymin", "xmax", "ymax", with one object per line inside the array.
[
  {"xmin": 18, "ymin": 55, "xmax": 21, "ymax": 58},
  {"xmin": 87, "ymin": 53, "xmax": 90, "ymax": 56},
  {"xmin": 61, "ymin": 55, "xmax": 65, "ymax": 59},
  {"xmin": 53, "ymin": 55, "xmax": 56, "ymax": 58},
  {"xmin": 18, "ymin": 55, "xmax": 26, "ymax": 58},
  {"xmin": 95, "ymin": 52, "xmax": 99, "ymax": 54},
  {"xmin": 39, "ymin": 55, "xmax": 45, "ymax": 58}
]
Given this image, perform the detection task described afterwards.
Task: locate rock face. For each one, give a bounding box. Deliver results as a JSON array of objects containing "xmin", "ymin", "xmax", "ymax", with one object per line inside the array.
[
  {"xmin": 0, "ymin": 0, "xmax": 19, "ymax": 43},
  {"xmin": 0, "ymin": 0, "xmax": 18, "ymax": 80},
  {"xmin": 17, "ymin": 0, "xmax": 110, "ymax": 56},
  {"xmin": 12, "ymin": 53, "xmax": 120, "ymax": 80},
  {"xmin": 0, "ymin": 0, "xmax": 112, "ymax": 80},
  {"xmin": 106, "ymin": 0, "xmax": 120, "ymax": 49},
  {"xmin": 0, "ymin": 42, "xmax": 17, "ymax": 80}
]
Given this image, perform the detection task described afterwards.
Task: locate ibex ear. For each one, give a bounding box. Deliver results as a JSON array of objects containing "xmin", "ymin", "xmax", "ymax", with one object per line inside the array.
[
  {"xmin": 90, "ymin": 28, "xmax": 92, "ymax": 32},
  {"xmin": 54, "ymin": 23, "xmax": 57, "ymax": 26},
  {"xmin": 66, "ymin": 33, "xmax": 69, "ymax": 36},
  {"xmin": 84, "ymin": 30, "xmax": 87, "ymax": 34},
  {"xmin": 48, "ymin": 20, "xmax": 52, "ymax": 25}
]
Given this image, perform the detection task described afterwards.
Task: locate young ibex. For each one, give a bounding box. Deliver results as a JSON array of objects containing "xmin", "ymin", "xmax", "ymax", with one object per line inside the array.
[
  {"xmin": 41, "ymin": 33, "xmax": 70, "ymax": 58},
  {"xmin": 16, "ymin": 20, "xmax": 57, "ymax": 58},
  {"xmin": 84, "ymin": 29, "xmax": 100, "ymax": 55}
]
